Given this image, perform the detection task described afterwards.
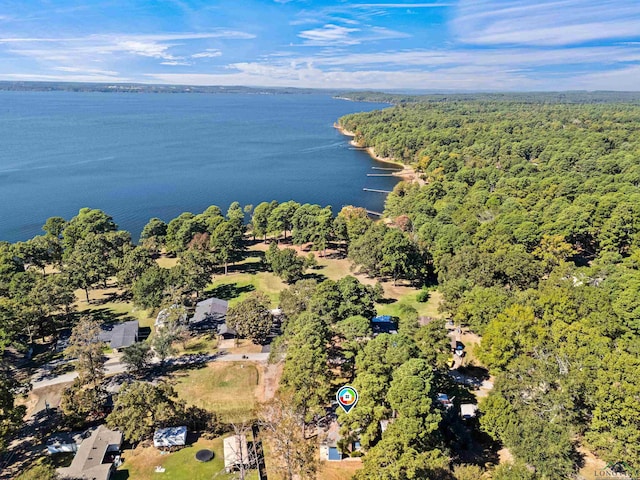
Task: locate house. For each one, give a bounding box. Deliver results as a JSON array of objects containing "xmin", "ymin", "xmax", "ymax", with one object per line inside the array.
[
  {"xmin": 99, "ymin": 320, "xmax": 139, "ymax": 351},
  {"xmin": 57, "ymin": 425, "xmax": 122, "ymax": 480},
  {"xmin": 155, "ymin": 304, "xmax": 187, "ymax": 331},
  {"xmin": 190, "ymin": 297, "xmax": 228, "ymax": 324},
  {"xmin": 460, "ymin": 404, "xmax": 478, "ymax": 420},
  {"xmin": 153, "ymin": 426, "xmax": 187, "ymax": 449},
  {"xmin": 46, "ymin": 431, "xmax": 89, "ymax": 454},
  {"xmin": 371, "ymin": 315, "xmax": 398, "ymax": 335},
  {"xmin": 320, "ymin": 422, "xmax": 342, "ymax": 461},
  {"xmin": 223, "ymin": 434, "xmax": 250, "ymax": 473}
]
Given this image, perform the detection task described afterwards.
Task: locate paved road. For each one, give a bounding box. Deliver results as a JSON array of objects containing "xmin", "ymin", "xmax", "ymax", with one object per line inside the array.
[{"xmin": 31, "ymin": 351, "xmax": 270, "ymax": 389}]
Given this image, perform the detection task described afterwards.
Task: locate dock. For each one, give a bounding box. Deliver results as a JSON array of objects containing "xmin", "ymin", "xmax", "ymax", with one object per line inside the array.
[
  {"xmin": 372, "ymin": 167, "xmax": 402, "ymax": 171},
  {"xmin": 367, "ymin": 173, "xmax": 395, "ymax": 177},
  {"xmin": 363, "ymin": 188, "xmax": 392, "ymax": 194},
  {"xmin": 366, "ymin": 210, "xmax": 383, "ymax": 217}
]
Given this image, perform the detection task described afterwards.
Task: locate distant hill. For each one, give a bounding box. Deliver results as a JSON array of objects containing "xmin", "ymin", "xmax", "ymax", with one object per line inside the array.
[{"xmin": 0, "ymin": 81, "xmax": 335, "ymax": 95}]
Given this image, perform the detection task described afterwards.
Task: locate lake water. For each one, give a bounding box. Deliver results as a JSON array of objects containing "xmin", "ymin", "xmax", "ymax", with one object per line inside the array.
[{"xmin": 0, "ymin": 92, "xmax": 396, "ymax": 242}]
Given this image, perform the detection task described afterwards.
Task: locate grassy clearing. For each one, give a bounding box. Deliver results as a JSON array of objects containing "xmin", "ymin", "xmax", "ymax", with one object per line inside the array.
[
  {"xmin": 115, "ymin": 436, "xmax": 258, "ymax": 480},
  {"xmin": 319, "ymin": 459, "xmax": 363, "ymax": 480},
  {"xmin": 376, "ymin": 289, "xmax": 444, "ymax": 319},
  {"xmin": 174, "ymin": 333, "xmax": 218, "ymax": 355},
  {"xmin": 171, "ymin": 362, "xmax": 259, "ymax": 422},
  {"xmin": 204, "ymin": 272, "xmax": 285, "ymax": 307},
  {"xmin": 80, "ymin": 301, "xmax": 155, "ymax": 330}
]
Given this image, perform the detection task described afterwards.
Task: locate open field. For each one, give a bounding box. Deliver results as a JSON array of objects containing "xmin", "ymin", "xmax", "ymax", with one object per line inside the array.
[
  {"xmin": 171, "ymin": 362, "xmax": 259, "ymax": 422},
  {"xmin": 115, "ymin": 436, "xmax": 258, "ymax": 480},
  {"xmin": 320, "ymin": 459, "xmax": 363, "ymax": 480}
]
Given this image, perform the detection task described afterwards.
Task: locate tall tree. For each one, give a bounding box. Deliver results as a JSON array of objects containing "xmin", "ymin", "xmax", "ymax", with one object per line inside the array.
[
  {"xmin": 210, "ymin": 220, "xmax": 244, "ymax": 275},
  {"xmin": 107, "ymin": 382, "xmax": 185, "ymax": 443},
  {"xmin": 259, "ymin": 394, "xmax": 320, "ymax": 480},
  {"xmin": 226, "ymin": 292, "xmax": 274, "ymax": 344}
]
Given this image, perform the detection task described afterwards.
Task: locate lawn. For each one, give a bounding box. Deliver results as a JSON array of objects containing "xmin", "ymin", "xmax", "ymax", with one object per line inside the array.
[
  {"xmin": 115, "ymin": 436, "xmax": 258, "ymax": 480},
  {"xmin": 204, "ymin": 272, "xmax": 285, "ymax": 307},
  {"xmin": 171, "ymin": 362, "xmax": 259, "ymax": 422},
  {"xmin": 375, "ymin": 289, "xmax": 444, "ymax": 319}
]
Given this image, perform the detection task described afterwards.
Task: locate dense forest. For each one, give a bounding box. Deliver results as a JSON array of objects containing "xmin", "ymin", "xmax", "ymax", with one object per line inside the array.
[
  {"xmin": 338, "ymin": 100, "xmax": 640, "ymax": 476},
  {"xmin": 337, "ymin": 90, "xmax": 640, "ymax": 105}
]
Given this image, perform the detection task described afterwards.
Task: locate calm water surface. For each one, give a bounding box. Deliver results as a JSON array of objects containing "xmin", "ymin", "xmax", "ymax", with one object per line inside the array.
[{"xmin": 0, "ymin": 92, "xmax": 396, "ymax": 242}]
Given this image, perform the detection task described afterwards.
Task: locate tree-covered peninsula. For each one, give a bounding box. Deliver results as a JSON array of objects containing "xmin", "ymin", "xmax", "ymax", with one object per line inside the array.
[{"xmin": 338, "ymin": 99, "xmax": 640, "ymax": 476}]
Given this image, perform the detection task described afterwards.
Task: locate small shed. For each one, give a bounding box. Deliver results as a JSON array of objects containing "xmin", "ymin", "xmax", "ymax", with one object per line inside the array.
[
  {"xmin": 218, "ymin": 322, "xmax": 237, "ymax": 339},
  {"xmin": 223, "ymin": 435, "xmax": 250, "ymax": 473},
  {"xmin": 460, "ymin": 404, "xmax": 478, "ymax": 420},
  {"xmin": 371, "ymin": 315, "xmax": 398, "ymax": 335},
  {"xmin": 153, "ymin": 426, "xmax": 187, "ymax": 448}
]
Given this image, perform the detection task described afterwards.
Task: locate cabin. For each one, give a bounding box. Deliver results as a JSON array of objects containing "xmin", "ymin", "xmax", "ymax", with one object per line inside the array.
[
  {"xmin": 99, "ymin": 321, "xmax": 139, "ymax": 351},
  {"xmin": 57, "ymin": 426, "xmax": 123, "ymax": 480},
  {"xmin": 153, "ymin": 426, "xmax": 187, "ymax": 449},
  {"xmin": 320, "ymin": 422, "xmax": 342, "ymax": 461},
  {"xmin": 371, "ymin": 315, "xmax": 398, "ymax": 335},
  {"xmin": 223, "ymin": 434, "xmax": 250, "ymax": 473},
  {"xmin": 190, "ymin": 297, "xmax": 228, "ymax": 331}
]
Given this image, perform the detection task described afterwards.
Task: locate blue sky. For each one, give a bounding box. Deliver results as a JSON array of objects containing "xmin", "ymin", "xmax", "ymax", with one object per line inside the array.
[{"xmin": 0, "ymin": 0, "xmax": 639, "ymax": 90}]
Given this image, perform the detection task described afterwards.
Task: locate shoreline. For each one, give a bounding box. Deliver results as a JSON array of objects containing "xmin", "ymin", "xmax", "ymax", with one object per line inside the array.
[{"xmin": 334, "ymin": 123, "xmax": 422, "ymax": 184}]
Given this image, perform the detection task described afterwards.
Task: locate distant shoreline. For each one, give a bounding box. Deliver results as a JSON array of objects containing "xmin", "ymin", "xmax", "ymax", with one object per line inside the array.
[{"xmin": 334, "ymin": 123, "xmax": 420, "ymax": 184}]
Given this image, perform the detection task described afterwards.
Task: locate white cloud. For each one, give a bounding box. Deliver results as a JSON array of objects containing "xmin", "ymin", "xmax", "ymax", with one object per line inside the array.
[
  {"xmin": 0, "ymin": 72, "xmax": 132, "ymax": 83},
  {"xmin": 53, "ymin": 66, "xmax": 119, "ymax": 76},
  {"xmin": 192, "ymin": 49, "xmax": 222, "ymax": 58},
  {"xmin": 0, "ymin": 31, "xmax": 252, "ymax": 71},
  {"xmin": 453, "ymin": 0, "xmax": 640, "ymax": 46},
  {"xmin": 297, "ymin": 23, "xmax": 409, "ymax": 46},
  {"xmin": 160, "ymin": 61, "xmax": 192, "ymax": 66},
  {"xmin": 299, "ymin": 24, "xmax": 361, "ymax": 46},
  {"xmin": 352, "ymin": 3, "xmax": 451, "ymax": 7}
]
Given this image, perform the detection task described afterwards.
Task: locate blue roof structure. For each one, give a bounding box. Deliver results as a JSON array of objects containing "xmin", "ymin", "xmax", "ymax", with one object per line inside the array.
[
  {"xmin": 371, "ymin": 315, "xmax": 398, "ymax": 335},
  {"xmin": 327, "ymin": 447, "xmax": 341, "ymax": 461}
]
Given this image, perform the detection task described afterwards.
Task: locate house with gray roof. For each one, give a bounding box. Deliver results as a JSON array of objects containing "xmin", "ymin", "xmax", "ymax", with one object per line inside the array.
[
  {"xmin": 99, "ymin": 320, "xmax": 139, "ymax": 351},
  {"xmin": 190, "ymin": 298, "xmax": 228, "ymax": 324},
  {"xmin": 57, "ymin": 425, "xmax": 122, "ymax": 480}
]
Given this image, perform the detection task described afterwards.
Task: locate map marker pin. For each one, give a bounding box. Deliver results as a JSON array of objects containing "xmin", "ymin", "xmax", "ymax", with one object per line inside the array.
[{"xmin": 336, "ymin": 385, "xmax": 359, "ymax": 414}]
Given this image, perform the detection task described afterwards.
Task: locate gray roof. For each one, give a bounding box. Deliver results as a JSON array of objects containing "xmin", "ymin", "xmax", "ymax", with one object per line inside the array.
[
  {"xmin": 99, "ymin": 320, "xmax": 139, "ymax": 349},
  {"xmin": 218, "ymin": 322, "xmax": 237, "ymax": 336},
  {"xmin": 190, "ymin": 297, "xmax": 228, "ymax": 324},
  {"xmin": 58, "ymin": 425, "xmax": 122, "ymax": 480}
]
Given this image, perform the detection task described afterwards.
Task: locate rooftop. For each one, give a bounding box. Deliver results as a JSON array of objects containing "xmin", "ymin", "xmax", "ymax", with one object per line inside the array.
[
  {"xmin": 99, "ymin": 320, "xmax": 139, "ymax": 349},
  {"xmin": 223, "ymin": 434, "xmax": 249, "ymax": 471},
  {"xmin": 191, "ymin": 297, "xmax": 228, "ymax": 324},
  {"xmin": 57, "ymin": 425, "xmax": 122, "ymax": 480}
]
